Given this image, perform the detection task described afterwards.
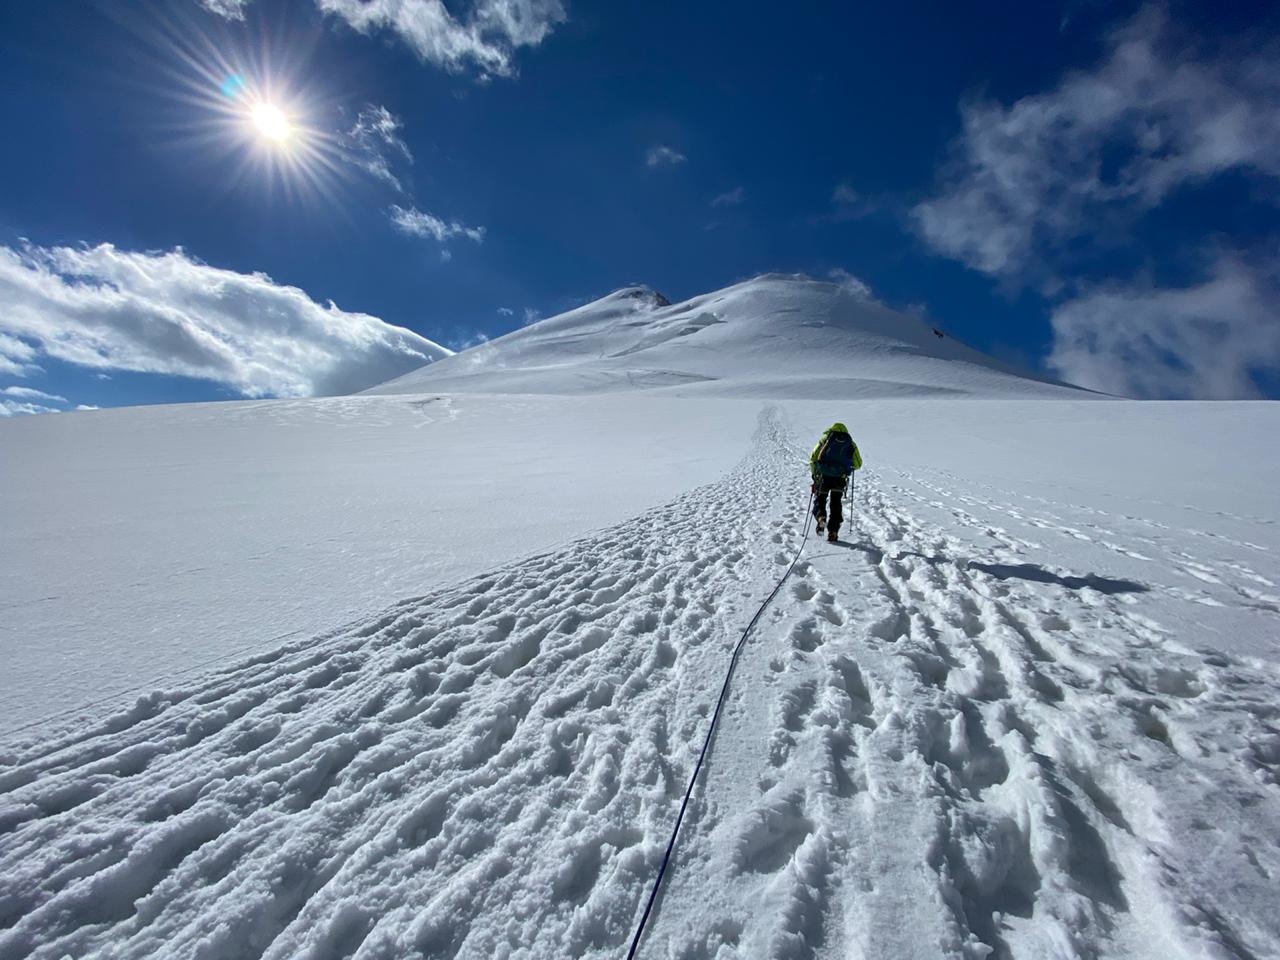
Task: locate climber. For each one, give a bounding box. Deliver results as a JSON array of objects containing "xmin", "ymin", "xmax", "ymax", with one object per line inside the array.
[{"xmin": 808, "ymin": 422, "xmax": 862, "ymax": 543}]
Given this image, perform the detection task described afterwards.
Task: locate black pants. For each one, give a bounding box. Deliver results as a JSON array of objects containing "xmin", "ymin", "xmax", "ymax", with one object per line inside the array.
[{"xmin": 813, "ymin": 475, "xmax": 846, "ymax": 531}]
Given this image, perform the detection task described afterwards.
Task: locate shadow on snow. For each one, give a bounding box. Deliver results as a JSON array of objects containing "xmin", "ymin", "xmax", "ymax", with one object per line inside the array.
[{"xmin": 830, "ymin": 544, "xmax": 1150, "ymax": 596}]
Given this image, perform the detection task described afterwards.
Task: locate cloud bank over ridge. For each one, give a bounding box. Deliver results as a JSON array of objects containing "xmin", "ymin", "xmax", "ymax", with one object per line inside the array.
[{"xmin": 0, "ymin": 242, "xmax": 451, "ymax": 399}]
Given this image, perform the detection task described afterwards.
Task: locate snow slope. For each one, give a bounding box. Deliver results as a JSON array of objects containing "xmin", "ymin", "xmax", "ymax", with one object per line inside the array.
[
  {"xmin": 2, "ymin": 275, "xmax": 1279, "ymax": 959},
  {"xmin": 0, "ymin": 393, "xmax": 757, "ymax": 732},
  {"xmin": 0, "ymin": 274, "xmax": 1079, "ymax": 733},
  {"xmin": 366, "ymin": 275, "xmax": 1084, "ymax": 399},
  {"xmin": 2, "ymin": 408, "xmax": 1278, "ymax": 960}
]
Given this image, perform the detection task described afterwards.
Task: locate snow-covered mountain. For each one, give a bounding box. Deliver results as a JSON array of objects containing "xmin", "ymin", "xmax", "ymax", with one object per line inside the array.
[
  {"xmin": 367, "ymin": 275, "xmax": 1083, "ymax": 399},
  {"xmin": 3, "ymin": 274, "xmax": 1279, "ymax": 960}
]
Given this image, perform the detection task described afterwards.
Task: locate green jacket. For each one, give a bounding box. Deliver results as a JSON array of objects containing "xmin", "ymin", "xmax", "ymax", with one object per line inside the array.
[{"xmin": 809, "ymin": 422, "xmax": 863, "ymax": 479}]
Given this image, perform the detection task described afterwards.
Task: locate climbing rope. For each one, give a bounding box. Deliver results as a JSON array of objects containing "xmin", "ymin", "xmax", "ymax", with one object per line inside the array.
[{"xmin": 625, "ymin": 486, "xmax": 817, "ymax": 958}]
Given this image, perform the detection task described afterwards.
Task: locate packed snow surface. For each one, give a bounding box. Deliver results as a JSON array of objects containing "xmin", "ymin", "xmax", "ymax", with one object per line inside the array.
[{"xmin": 2, "ymin": 276, "xmax": 1279, "ymax": 959}]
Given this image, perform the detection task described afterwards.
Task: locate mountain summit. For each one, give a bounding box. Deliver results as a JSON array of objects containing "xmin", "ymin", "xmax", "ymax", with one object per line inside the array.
[{"xmin": 367, "ymin": 275, "xmax": 1081, "ymax": 399}]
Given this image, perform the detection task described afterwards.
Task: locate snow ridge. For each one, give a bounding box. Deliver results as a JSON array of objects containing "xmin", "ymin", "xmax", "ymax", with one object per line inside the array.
[{"xmin": 366, "ymin": 275, "xmax": 1082, "ymax": 399}]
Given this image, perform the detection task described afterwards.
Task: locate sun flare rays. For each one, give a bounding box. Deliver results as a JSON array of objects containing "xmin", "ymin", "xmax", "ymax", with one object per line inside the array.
[{"xmin": 116, "ymin": 3, "xmax": 358, "ymax": 209}]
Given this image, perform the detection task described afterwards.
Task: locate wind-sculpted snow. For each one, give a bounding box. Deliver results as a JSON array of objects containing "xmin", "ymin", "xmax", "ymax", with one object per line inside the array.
[
  {"xmin": 3, "ymin": 409, "xmax": 1279, "ymax": 959},
  {"xmin": 365, "ymin": 275, "xmax": 1083, "ymax": 399}
]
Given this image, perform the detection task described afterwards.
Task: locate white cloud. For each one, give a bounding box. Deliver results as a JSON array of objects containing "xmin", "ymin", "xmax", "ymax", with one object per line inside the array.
[
  {"xmin": 314, "ymin": 0, "xmax": 566, "ymax": 77},
  {"xmin": 0, "ymin": 398, "xmax": 61, "ymax": 417},
  {"xmin": 0, "ymin": 333, "xmax": 39, "ymax": 377},
  {"xmin": 75, "ymin": 404, "xmax": 99, "ymax": 411},
  {"xmin": 389, "ymin": 205, "xmax": 486, "ymax": 244},
  {"xmin": 827, "ymin": 268, "xmax": 874, "ymax": 300},
  {"xmin": 645, "ymin": 145, "xmax": 686, "ymax": 168},
  {"xmin": 1, "ymin": 385, "xmax": 67, "ymax": 404},
  {"xmin": 805, "ymin": 182, "xmax": 876, "ymax": 225},
  {"xmin": 711, "ymin": 187, "xmax": 744, "ymax": 207},
  {"xmin": 824, "ymin": 182, "xmax": 875, "ymax": 222},
  {"xmin": 450, "ymin": 329, "xmax": 491, "ymax": 350},
  {"xmin": 199, "ymin": 0, "xmax": 250, "ymax": 19},
  {"xmin": 522, "ymin": 307, "xmax": 541, "ymax": 325},
  {"xmin": 1049, "ymin": 254, "xmax": 1280, "ymax": 399},
  {"xmin": 832, "ymin": 183, "xmax": 858, "ymax": 205},
  {"xmin": 344, "ymin": 104, "xmax": 413, "ymax": 191},
  {"xmin": 341, "ymin": 113, "xmax": 488, "ymax": 252},
  {"xmin": 497, "ymin": 307, "xmax": 515, "ymax": 316},
  {"xmin": 0, "ymin": 242, "xmax": 452, "ymax": 398},
  {"xmin": 201, "ymin": 1, "xmax": 566, "ymax": 77},
  {"xmin": 341, "ymin": 113, "xmax": 487, "ymax": 251},
  {"xmin": 914, "ymin": 6, "xmax": 1280, "ymax": 279}
]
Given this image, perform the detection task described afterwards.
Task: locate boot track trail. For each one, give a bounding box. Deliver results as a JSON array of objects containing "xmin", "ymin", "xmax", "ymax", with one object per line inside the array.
[{"xmin": 2, "ymin": 407, "xmax": 1278, "ymax": 960}]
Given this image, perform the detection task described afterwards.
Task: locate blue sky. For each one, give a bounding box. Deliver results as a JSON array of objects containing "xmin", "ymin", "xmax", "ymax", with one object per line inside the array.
[{"xmin": 1, "ymin": 0, "xmax": 1278, "ymax": 413}]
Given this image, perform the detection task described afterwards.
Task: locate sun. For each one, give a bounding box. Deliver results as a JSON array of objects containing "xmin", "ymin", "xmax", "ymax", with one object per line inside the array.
[
  {"xmin": 249, "ymin": 101, "xmax": 292, "ymax": 145},
  {"xmin": 132, "ymin": 6, "xmax": 353, "ymax": 206}
]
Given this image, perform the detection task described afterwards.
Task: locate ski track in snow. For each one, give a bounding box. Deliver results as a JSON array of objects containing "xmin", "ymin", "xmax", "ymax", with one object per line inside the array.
[{"xmin": 3, "ymin": 408, "xmax": 1279, "ymax": 960}]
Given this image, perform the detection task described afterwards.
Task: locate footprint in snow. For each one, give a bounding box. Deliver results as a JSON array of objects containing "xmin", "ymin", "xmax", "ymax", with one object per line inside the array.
[
  {"xmin": 815, "ymin": 590, "xmax": 845, "ymax": 626},
  {"xmin": 790, "ymin": 618, "xmax": 823, "ymax": 653},
  {"xmin": 731, "ymin": 795, "xmax": 813, "ymax": 875},
  {"xmin": 791, "ymin": 580, "xmax": 817, "ymax": 602}
]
